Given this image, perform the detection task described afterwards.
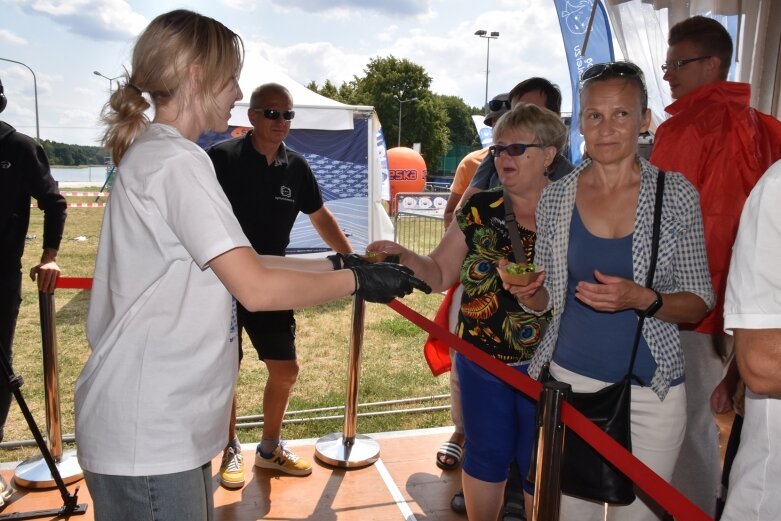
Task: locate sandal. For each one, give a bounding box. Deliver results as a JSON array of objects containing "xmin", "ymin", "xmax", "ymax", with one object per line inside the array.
[{"xmin": 435, "ymin": 440, "xmax": 464, "ymax": 470}]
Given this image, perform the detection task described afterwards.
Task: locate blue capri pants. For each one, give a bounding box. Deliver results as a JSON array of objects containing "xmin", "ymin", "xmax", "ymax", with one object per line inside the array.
[{"xmin": 457, "ymin": 353, "xmax": 536, "ymax": 493}]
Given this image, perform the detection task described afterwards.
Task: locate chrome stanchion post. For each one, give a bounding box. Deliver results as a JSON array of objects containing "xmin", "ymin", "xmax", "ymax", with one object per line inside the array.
[
  {"xmin": 14, "ymin": 291, "xmax": 83, "ymax": 489},
  {"xmin": 314, "ymin": 295, "xmax": 380, "ymax": 468},
  {"xmin": 531, "ymin": 380, "xmax": 570, "ymax": 521}
]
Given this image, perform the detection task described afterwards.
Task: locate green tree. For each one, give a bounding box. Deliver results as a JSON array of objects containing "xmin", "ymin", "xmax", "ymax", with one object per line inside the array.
[
  {"xmin": 307, "ymin": 79, "xmax": 358, "ymax": 105},
  {"xmin": 436, "ymin": 94, "xmax": 481, "ymax": 148},
  {"xmin": 353, "ymin": 55, "xmax": 449, "ymax": 169}
]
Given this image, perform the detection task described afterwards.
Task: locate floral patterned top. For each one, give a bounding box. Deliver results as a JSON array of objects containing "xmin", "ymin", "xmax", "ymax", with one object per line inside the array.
[{"xmin": 456, "ymin": 187, "xmax": 548, "ymax": 364}]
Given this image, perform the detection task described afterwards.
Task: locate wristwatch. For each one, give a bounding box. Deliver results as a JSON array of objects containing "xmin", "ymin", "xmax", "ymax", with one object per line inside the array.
[{"xmin": 640, "ymin": 290, "xmax": 663, "ymax": 317}]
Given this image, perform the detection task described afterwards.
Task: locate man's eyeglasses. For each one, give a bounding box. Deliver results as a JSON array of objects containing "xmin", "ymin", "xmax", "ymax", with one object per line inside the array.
[
  {"xmin": 255, "ymin": 108, "xmax": 296, "ymax": 121},
  {"xmin": 489, "ymin": 143, "xmax": 544, "ymax": 158},
  {"xmin": 581, "ymin": 61, "xmax": 644, "ymax": 84},
  {"xmin": 660, "ymin": 56, "xmax": 711, "ymax": 73},
  {"xmin": 488, "ymin": 98, "xmax": 511, "ymax": 111}
]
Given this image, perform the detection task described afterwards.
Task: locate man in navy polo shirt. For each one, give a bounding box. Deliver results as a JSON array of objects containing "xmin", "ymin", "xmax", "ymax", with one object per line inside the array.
[{"xmin": 208, "ymin": 83, "xmax": 352, "ymax": 488}]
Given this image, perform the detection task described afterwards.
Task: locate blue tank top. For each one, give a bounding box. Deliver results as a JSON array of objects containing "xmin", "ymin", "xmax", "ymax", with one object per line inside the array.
[{"xmin": 553, "ymin": 207, "xmax": 659, "ymax": 385}]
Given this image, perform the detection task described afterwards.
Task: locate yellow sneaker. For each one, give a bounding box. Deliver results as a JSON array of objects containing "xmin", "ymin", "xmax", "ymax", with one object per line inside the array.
[
  {"xmin": 254, "ymin": 442, "xmax": 312, "ymax": 476},
  {"xmin": 219, "ymin": 446, "xmax": 245, "ymax": 489}
]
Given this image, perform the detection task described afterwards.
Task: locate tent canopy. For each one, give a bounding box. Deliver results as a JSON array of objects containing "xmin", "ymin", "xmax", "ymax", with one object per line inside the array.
[{"xmin": 230, "ymin": 58, "xmax": 372, "ymax": 130}]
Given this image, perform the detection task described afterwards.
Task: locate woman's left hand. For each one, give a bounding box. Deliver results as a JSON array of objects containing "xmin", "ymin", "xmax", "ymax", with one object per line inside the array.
[{"xmin": 575, "ymin": 270, "xmax": 649, "ymax": 312}]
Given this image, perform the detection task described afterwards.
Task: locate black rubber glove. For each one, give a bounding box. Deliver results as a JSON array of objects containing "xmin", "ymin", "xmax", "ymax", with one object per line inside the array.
[
  {"xmin": 327, "ymin": 253, "xmax": 368, "ymax": 270},
  {"xmin": 349, "ymin": 263, "xmax": 432, "ymax": 303}
]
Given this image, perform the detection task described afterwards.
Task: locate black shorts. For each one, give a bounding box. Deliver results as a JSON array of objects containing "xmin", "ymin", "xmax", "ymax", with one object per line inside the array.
[{"xmin": 236, "ymin": 304, "xmax": 296, "ymax": 363}]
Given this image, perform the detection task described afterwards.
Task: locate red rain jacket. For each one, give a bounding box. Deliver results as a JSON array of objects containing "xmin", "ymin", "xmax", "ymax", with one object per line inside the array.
[{"xmin": 651, "ymin": 81, "xmax": 781, "ymax": 334}]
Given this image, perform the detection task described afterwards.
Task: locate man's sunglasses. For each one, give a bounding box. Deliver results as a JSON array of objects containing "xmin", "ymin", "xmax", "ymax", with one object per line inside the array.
[
  {"xmin": 488, "ymin": 98, "xmax": 511, "ymax": 111},
  {"xmin": 581, "ymin": 61, "xmax": 644, "ymax": 84},
  {"xmin": 660, "ymin": 56, "xmax": 711, "ymax": 73},
  {"xmin": 254, "ymin": 108, "xmax": 296, "ymax": 121},
  {"xmin": 489, "ymin": 143, "xmax": 544, "ymax": 158}
]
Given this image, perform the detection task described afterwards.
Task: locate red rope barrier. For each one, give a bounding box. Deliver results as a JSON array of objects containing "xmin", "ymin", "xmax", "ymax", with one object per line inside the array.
[
  {"xmin": 387, "ymin": 298, "xmax": 712, "ymax": 521},
  {"xmin": 54, "ymin": 277, "xmax": 93, "ymax": 289},
  {"xmin": 45, "ymin": 277, "xmax": 711, "ymax": 519}
]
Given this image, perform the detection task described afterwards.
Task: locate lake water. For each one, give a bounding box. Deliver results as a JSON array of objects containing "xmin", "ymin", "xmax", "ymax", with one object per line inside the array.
[{"xmin": 51, "ymin": 166, "xmax": 111, "ymax": 185}]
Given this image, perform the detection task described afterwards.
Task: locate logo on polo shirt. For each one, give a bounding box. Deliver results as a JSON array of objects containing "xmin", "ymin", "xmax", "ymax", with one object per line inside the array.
[{"xmin": 275, "ymin": 185, "xmax": 294, "ymax": 203}]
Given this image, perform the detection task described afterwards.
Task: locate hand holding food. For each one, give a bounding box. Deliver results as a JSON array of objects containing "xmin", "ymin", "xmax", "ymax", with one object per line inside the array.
[
  {"xmin": 497, "ymin": 261, "xmax": 544, "ymax": 286},
  {"xmin": 362, "ymin": 249, "xmax": 400, "ymax": 264}
]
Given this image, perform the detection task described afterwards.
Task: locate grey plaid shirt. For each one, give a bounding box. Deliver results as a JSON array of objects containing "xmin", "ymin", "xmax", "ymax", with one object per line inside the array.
[{"xmin": 527, "ymin": 156, "xmax": 715, "ymax": 399}]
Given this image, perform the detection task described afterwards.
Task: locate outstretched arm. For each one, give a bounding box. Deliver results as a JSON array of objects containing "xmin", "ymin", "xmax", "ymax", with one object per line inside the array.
[
  {"xmin": 369, "ymin": 221, "xmax": 468, "ymax": 293},
  {"xmin": 309, "ymin": 205, "xmax": 352, "ymax": 254}
]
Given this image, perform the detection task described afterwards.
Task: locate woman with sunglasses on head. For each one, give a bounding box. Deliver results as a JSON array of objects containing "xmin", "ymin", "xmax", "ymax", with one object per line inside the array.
[
  {"xmin": 514, "ymin": 62, "xmax": 714, "ymax": 521},
  {"xmin": 370, "ymin": 103, "xmax": 567, "ymax": 521},
  {"xmin": 74, "ymin": 10, "xmax": 428, "ymax": 521}
]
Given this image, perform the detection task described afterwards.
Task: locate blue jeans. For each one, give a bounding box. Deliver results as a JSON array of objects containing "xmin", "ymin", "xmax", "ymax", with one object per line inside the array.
[{"xmin": 84, "ymin": 462, "xmax": 213, "ymax": 521}]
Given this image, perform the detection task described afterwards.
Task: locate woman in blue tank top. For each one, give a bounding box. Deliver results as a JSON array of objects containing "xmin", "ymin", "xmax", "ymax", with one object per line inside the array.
[{"xmin": 513, "ymin": 62, "xmax": 714, "ymax": 521}]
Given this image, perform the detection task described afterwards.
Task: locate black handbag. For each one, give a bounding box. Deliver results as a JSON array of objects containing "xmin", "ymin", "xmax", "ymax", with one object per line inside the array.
[{"xmin": 530, "ymin": 170, "xmax": 666, "ymax": 505}]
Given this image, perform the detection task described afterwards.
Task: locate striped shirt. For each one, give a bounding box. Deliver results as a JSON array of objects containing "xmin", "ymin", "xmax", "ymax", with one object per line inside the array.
[{"xmin": 527, "ymin": 156, "xmax": 715, "ymax": 399}]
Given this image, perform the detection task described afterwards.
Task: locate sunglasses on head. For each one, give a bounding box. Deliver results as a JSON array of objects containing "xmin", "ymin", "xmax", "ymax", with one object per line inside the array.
[
  {"xmin": 488, "ymin": 98, "xmax": 511, "ymax": 111},
  {"xmin": 489, "ymin": 143, "xmax": 544, "ymax": 158},
  {"xmin": 580, "ymin": 61, "xmax": 644, "ymax": 85},
  {"xmin": 660, "ymin": 56, "xmax": 711, "ymax": 73},
  {"xmin": 255, "ymin": 108, "xmax": 295, "ymax": 121}
]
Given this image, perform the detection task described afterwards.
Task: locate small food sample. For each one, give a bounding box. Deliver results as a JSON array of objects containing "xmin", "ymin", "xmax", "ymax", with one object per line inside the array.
[
  {"xmin": 497, "ymin": 262, "xmax": 544, "ymax": 286},
  {"xmin": 362, "ymin": 249, "xmax": 390, "ymax": 263}
]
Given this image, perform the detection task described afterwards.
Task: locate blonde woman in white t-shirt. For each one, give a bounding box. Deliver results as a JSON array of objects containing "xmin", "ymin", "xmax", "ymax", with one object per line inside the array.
[{"xmin": 74, "ymin": 10, "xmax": 428, "ymax": 521}]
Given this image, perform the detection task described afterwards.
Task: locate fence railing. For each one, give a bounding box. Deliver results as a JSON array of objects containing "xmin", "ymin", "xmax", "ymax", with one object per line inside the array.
[{"xmin": 393, "ymin": 191, "xmax": 448, "ymax": 255}]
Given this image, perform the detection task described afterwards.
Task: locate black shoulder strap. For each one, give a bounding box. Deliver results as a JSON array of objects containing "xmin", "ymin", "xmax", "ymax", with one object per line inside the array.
[{"xmin": 503, "ymin": 189, "xmax": 527, "ymax": 263}]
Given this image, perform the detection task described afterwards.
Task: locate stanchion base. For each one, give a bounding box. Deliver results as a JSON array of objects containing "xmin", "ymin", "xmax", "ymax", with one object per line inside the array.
[
  {"xmin": 314, "ymin": 433, "xmax": 380, "ymax": 469},
  {"xmin": 14, "ymin": 449, "xmax": 83, "ymax": 489}
]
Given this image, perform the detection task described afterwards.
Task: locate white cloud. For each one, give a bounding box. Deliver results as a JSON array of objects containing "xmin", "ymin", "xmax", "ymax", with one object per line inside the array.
[
  {"xmin": 11, "ymin": 0, "xmax": 147, "ymax": 40},
  {"xmin": 218, "ymin": 0, "xmax": 257, "ymax": 10},
  {"xmin": 377, "ymin": 24, "xmax": 398, "ymax": 42},
  {"xmin": 269, "ymin": 0, "xmax": 432, "ymax": 17},
  {"xmin": 0, "ymin": 29, "xmax": 28, "ymax": 45}
]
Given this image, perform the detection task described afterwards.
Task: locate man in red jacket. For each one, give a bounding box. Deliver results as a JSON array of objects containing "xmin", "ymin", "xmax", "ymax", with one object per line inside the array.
[{"xmin": 650, "ymin": 16, "xmax": 781, "ymax": 516}]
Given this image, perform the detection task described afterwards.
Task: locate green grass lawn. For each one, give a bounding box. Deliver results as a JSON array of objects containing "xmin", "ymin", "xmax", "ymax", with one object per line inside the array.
[{"xmin": 1, "ymin": 192, "xmax": 450, "ymax": 462}]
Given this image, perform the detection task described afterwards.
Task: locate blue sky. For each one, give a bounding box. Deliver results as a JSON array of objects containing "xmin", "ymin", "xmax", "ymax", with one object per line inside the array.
[{"xmin": 1, "ymin": 0, "xmax": 573, "ymax": 146}]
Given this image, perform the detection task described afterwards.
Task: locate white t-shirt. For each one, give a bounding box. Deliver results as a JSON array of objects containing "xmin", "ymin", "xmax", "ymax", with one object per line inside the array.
[
  {"xmin": 722, "ymin": 159, "xmax": 781, "ymax": 521},
  {"xmin": 75, "ymin": 123, "xmax": 251, "ymax": 476}
]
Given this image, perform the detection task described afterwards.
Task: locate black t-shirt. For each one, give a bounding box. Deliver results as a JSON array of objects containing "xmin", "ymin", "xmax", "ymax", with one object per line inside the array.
[{"xmin": 207, "ymin": 133, "xmax": 323, "ymax": 256}]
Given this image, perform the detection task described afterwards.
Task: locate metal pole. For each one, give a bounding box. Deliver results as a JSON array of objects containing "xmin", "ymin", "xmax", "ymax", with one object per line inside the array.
[
  {"xmin": 0, "ymin": 57, "xmax": 40, "ymax": 141},
  {"xmin": 531, "ymin": 380, "xmax": 570, "ymax": 521},
  {"xmin": 314, "ymin": 295, "xmax": 380, "ymax": 468},
  {"xmin": 485, "ymin": 38, "xmax": 490, "ymax": 107},
  {"xmin": 93, "ymin": 71, "xmax": 121, "ymax": 95},
  {"xmin": 40, "ymin": 292, "xmax": 62, "ymax": 459},
  {"xmin": 397, "ymin": 99, "xmax": 402, "ymax": 147},
  {"xmin": 14, "ymin": 292, "xmax": 83, "ymax": 489}
]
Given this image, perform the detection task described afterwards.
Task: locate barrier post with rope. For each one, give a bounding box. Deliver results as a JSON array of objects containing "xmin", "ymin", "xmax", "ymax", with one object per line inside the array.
[
  {"xmin": 13, "ymin": 292, "xmax": 83, "ymax": 489},
  {"xmin": 531, "ymin": 381, "xmax": 569, "ymax": 521},
  {"xmin": 314, "ymin": 295, "xmax": 381, "ymax": 468},
  {"xmin": 387, "ymin": 297, "xmax": 714, "ymax": 521}
]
